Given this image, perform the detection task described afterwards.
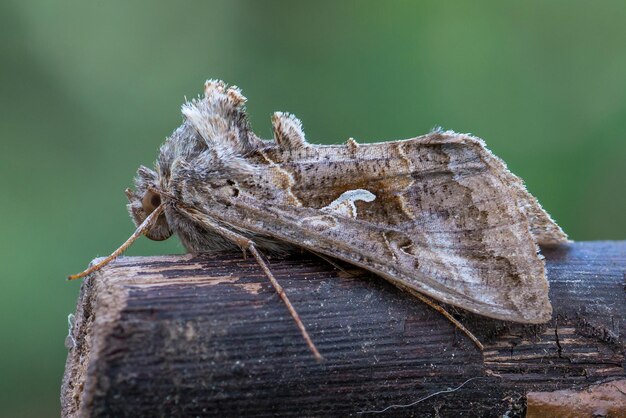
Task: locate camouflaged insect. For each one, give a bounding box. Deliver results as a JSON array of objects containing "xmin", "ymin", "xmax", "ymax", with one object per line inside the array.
[{"xmin": 121, "ymin": 80, "xmax": 567, "ymax": 325}]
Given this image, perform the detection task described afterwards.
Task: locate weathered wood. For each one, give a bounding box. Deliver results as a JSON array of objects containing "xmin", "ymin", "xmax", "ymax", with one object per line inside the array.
[{"xmin": 62, "ymin": 241, "xmax": 626, "ymax": 417}]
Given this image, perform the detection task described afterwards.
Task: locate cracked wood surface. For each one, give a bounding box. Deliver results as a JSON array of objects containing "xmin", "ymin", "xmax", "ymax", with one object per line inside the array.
[{"xmin": 62, "ymin": 241, "xmax": 626, "ymax": 417}]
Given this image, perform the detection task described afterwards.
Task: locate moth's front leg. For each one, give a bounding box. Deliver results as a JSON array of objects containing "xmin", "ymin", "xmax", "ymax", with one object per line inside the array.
[{"xmin": 175, "ymin": 204, "xmax": 323, "ymax": 361}]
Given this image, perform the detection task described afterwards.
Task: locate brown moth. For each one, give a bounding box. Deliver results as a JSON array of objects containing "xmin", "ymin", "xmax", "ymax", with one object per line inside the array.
[{"xmin": 71, "ymin": 80, "xmax": 567, "ymax": 358}]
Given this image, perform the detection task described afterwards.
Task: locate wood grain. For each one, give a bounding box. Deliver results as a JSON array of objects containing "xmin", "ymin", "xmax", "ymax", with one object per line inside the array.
[{"xmin": 61, "ymin": 241, "xmax": 626, "ymax": 417}]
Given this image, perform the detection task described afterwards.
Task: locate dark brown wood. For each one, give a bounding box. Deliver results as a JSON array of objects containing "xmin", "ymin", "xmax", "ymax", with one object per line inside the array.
[{"xmin": 61, "ymin": 241, "xmax": 626, "ymax": 417}]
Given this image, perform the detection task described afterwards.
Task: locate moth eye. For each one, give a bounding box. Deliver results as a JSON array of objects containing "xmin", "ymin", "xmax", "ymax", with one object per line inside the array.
[
  {"xmin": 151, "ymin": 194, "xmax": 161, "ymax": 207},
  {"xmin": 142, "ymin": 190, "xmax": 162, "ymax": 214}
]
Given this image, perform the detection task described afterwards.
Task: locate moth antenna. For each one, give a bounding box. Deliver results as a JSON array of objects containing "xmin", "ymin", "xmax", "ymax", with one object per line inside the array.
[
  {"xmin": 68, "ymin": 204, "xmax": 165, "ymax": 281},
  {"xmin": 272, "ymin": 112, "xmax": 308, "ymax": 150}
]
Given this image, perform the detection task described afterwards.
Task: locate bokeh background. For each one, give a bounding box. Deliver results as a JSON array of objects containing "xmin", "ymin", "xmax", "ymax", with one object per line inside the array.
[{"xmin": 1, "ymin": 1, "xmax": 625, "ymax": 416}]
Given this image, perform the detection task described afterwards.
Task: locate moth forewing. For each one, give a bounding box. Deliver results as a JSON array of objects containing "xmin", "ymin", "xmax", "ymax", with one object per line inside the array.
[
  {"xmin": 186, "ymin": 189, "xmax": 552, "ymax": 324},
  {"xmin": 176, "ymin": 130, "xmax": 561, "ymax": 324}
]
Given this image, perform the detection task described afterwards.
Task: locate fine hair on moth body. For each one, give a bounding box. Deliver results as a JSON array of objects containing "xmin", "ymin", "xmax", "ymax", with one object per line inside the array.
[{"xmin": 70, "ymin": 79, "xmax": 567, "ymax": 360}]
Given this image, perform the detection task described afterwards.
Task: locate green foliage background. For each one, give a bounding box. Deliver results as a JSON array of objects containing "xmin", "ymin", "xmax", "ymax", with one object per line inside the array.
[{"xmin": 1, "ymin": 1, "xmax": 624, "ymax": 416}]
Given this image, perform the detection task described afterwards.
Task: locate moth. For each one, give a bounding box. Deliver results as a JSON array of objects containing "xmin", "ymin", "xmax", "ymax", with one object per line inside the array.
[{"xmin": 71, "ymin": 80, "xmax": 567, "ymax": 359}]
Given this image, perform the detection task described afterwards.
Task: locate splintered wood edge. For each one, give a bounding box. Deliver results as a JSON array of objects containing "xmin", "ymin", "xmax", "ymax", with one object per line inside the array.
[
  {"xmin": 61, "ymin": 254, "xmax": 228, "ymax": 418},
  {"xmin": 61, "ymin": 265, "xmax": 127, "ymax": 418}
]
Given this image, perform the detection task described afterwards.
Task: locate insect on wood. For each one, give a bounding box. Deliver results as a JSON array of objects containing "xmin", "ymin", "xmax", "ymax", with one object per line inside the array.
[{"xmin": 70, "ymin": 80, "xmax": 568, "ymax": 359}]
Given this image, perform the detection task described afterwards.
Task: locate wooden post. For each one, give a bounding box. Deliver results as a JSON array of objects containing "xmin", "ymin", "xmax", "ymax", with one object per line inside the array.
[{"xmin": 61, "ymin": 242, "xmax": 626, "ymax": 417}]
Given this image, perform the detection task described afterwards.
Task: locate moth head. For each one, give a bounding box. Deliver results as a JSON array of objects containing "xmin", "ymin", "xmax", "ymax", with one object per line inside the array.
[{"xmin": 126, "ymin": 166, "xmax": 172, "ymax": 241}]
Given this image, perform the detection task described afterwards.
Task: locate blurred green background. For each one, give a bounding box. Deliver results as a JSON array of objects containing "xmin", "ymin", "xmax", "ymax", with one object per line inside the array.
[{"xmin": 1, "ymin": 1, "xmax": 625, "ymax": 416}]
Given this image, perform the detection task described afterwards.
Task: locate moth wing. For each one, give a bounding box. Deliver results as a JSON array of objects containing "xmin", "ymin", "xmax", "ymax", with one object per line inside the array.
[
  {"xmin": 208, "ymin": 194, "xmax": 550, "ymax": 323},
  {"xmin": 186, "ymin": 132, "xmax": 558, "ymax": 322},
  {"xmin": 267, "ymin": 131, "xmax": 567, "ymax": 247}
]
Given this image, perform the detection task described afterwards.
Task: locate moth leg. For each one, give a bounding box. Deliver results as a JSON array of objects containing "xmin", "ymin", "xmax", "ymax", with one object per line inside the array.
[
  {"xmin": 400, "ymin": 285, "xmax": 484, "ymax": 351},
  {"xmin": 246, "ymin": 245, "xmax": 323, "ymax": 360},
  {"xmin": 307, "ymin": 250, "xmax": 353, "ymax": 275},
  {"xmin": 309, "ymin": 249, "xmax": 484, "ymax": 350},
  {"xmin": 176, "ymin": 206, "xmax": 322, "ymax": 361}
]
